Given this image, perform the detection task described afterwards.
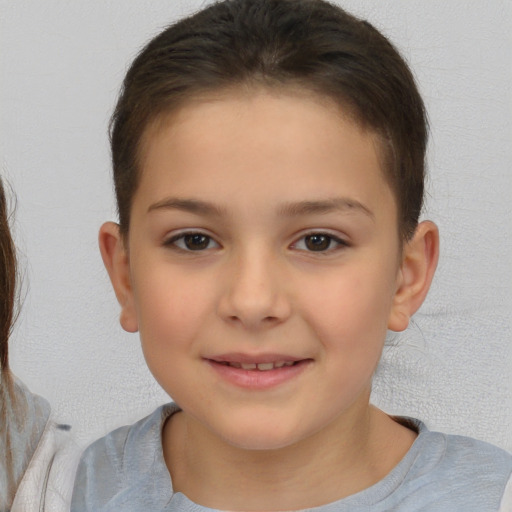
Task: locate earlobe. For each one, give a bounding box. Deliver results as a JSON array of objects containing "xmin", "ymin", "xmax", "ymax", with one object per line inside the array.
[
  {"xmin": 98, "ymin": 222, "xmax": 139, "ymax": 333},
  {"xmin": 388, "ymin": 221, "xmax": 439, "ymax": 332}
]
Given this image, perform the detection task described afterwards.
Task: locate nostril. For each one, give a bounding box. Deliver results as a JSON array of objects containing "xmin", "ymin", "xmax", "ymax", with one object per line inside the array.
[{"xmin": 225, "ymin": 314, "xmax": 280, "ymax": 326}]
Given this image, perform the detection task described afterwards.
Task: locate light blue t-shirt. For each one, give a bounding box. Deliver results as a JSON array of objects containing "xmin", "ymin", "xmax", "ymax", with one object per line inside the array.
[{"xmin": 71, "ymin": 403, "xmax": 512, "ymax": 511}]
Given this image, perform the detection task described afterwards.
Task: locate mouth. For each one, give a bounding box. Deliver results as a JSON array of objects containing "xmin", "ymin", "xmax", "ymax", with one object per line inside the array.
[
  {"xmin": 205, "ymin": 355, "xmax": 312, "ymax": 389},
  {"xmin": 215, "ymin": 361, "xmax": 298, "ymax": 371}
]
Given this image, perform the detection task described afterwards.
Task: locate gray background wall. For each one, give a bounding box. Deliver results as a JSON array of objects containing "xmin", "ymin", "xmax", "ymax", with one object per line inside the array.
[{"xmin": 1, "ymin": 0, "xmax": 511, "ymax": 450}]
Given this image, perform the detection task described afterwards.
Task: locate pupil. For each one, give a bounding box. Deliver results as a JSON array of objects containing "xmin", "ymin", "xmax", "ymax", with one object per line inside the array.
[
  {"xmin": 185, "ymin": 234, "xmax": 209, "ymax": 250},
  {"xmin": 306, "ymin": 234, "xmax": 330, "ymax": 251}
]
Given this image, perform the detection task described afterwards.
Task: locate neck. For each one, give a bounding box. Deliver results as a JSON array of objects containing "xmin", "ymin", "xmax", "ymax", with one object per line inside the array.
[{"xmin": 163, "ymin": 400, "xmax": 416, "ymax": 511}]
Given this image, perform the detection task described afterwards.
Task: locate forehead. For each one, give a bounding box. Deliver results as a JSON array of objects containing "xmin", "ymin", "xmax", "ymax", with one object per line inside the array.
[
  {"xmin": 134, "ymin": 88, "xmax": 397, "ymax": 223},
  {"xmin": 140, "ymin": 86, "xmax": 387, "ymax": 169}
]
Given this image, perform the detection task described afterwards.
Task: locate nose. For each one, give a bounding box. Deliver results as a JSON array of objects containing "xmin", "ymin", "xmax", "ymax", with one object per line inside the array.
[{"xmin": 217, "ymin": 246, "xmax": 292, "ymax": 330}]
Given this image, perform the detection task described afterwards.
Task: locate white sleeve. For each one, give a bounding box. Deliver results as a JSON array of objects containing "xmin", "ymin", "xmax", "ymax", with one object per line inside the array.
[
  {"xmin": 499, "ymin": 473, "xmax": 512, "ymax": 512},
  {"xmin": 11, "ymin": 420, "xmax": 82, "ymax": 512}
]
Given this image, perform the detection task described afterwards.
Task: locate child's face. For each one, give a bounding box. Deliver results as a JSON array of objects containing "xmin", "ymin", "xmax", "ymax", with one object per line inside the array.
[{"xmin": 114, "ymin": 89, "xmax": 408, "ymax": 450}]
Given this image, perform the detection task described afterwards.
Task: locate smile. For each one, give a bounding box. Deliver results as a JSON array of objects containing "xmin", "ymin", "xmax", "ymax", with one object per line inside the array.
[
  {"xmin": 218, "ymin": 361, "xmax": 296, "ymax": 371},
  {"xmin": 205, "ymin": 356, "xmax": 311, "ymax": 390}
]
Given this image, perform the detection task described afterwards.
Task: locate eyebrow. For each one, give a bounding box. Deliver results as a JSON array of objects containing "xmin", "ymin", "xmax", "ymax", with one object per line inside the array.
[
  {"xmin": 148, "ymin": 196, "xmax": 374, "ymax": 220},
  {"xmin": 278, "ymin": 198, "xmax": 375, "ymax": 220},
  {"xmin": 148, "ymin": 197, "xmax": 226, "ymax": 216}
]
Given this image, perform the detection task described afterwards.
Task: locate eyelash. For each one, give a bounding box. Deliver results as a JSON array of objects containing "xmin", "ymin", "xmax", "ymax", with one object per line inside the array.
[
  {"xmin": 163, "ymin": 231, "xmax": 349, "ymax": 253},
  {"xmin": 292, "ymin": 232, "xmax": 349, "ymax": 253},
  {"xmin": 164, "ymin": 231, "xmax": 220, "ymax": 252}
]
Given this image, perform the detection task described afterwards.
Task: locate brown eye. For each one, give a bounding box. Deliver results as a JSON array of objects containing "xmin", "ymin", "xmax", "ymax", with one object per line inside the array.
[
  {"xmin": 167, "ymin": 232, "xmax": 219, "ymax": 251},
  {"xmin": 304, "ymin": 234, "xmax": 332, "ymax": 251},
  {"xmin": 293, "ymin": 233, "xmax": 347, "ymax": 253},
  {"xmin": 183, "ymin": 233, "xmax": 211, "ymax": 250}
]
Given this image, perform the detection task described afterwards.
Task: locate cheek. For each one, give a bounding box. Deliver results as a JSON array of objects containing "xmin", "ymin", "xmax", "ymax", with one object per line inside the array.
[
  {"xmin": 305, "ymin": 271, "xmax": 393, "ymax": 403},
  {"xmin": 301, "ymin": 266, "xmax": 395, "ymax": 354},
  {"xmin": 133, "ymin": 272, "xmax": 216, "ymax": 401},
  {"xmin": 133, "ymin": 270, "xmax": 211, "ymax": 352}
]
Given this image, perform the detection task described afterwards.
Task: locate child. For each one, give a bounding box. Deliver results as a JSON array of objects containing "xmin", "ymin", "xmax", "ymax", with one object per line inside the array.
[
  {"xmin": 0, "ymin": 177, "xmax": 78, "ymax": 511},
  {"xmin": 71, "ymin": 0, "xmax": 512, "ymax": 510}
]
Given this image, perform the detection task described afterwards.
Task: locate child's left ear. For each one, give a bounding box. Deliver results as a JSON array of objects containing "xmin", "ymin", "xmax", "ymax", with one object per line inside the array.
[{"xmin": 388, "ymin": 221, "xmax": 439, "ymax": 332}]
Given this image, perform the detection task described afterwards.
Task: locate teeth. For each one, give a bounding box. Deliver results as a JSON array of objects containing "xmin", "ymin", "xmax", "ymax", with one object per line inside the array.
[
  {"xmin": 257, "ymin": 363, "xmax": 274, "ymax": 371},
  {"xmin": 227, "ymin": 361, "xmax": 295, "ymax": 370}
]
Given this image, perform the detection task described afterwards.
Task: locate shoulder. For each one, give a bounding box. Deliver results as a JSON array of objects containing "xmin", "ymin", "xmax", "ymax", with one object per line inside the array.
[
  {"xmin": 404, "ymin": 420, "xmax": 512, "ymax": 510},
  {"xmin": 12, "ymin": 421, "xmax": 80, "ymax": 512},
  {"xmin": 419, "ymin": 425, "xmax": 512, "ymax": 478},
  {"xmin": 0, "ymin": 375, "xmax": 51, "ymax": 511},
  {"xmin": 71, "ymin": 403, "xmax": 179, "ymax": 512},
  {"xmin": 1, "ymin": 376, "xmax": 78, "ymax": 512}
]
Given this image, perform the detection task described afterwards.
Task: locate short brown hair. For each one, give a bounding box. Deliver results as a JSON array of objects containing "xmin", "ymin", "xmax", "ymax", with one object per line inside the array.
[{"xmin": 111, "ymin": 0, "xmax": 427, "ymax": 240}]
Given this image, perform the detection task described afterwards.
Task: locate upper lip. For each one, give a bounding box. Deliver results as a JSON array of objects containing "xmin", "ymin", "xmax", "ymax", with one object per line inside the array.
[{"xmin": 206, "ymin": 353, "xmax": 307, "ymax": 364}]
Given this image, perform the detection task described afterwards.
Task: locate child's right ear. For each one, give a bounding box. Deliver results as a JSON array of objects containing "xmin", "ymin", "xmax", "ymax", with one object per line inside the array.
[{"xmin": 98, "ymin": 222, "xmax": 139, "ymax": 333}]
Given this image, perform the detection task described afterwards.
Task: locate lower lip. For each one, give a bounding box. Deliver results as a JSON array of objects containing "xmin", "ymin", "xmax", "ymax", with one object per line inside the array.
[{"xmin": 206, "ymin": 360, "xmax": 311, "ymax": 390}]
